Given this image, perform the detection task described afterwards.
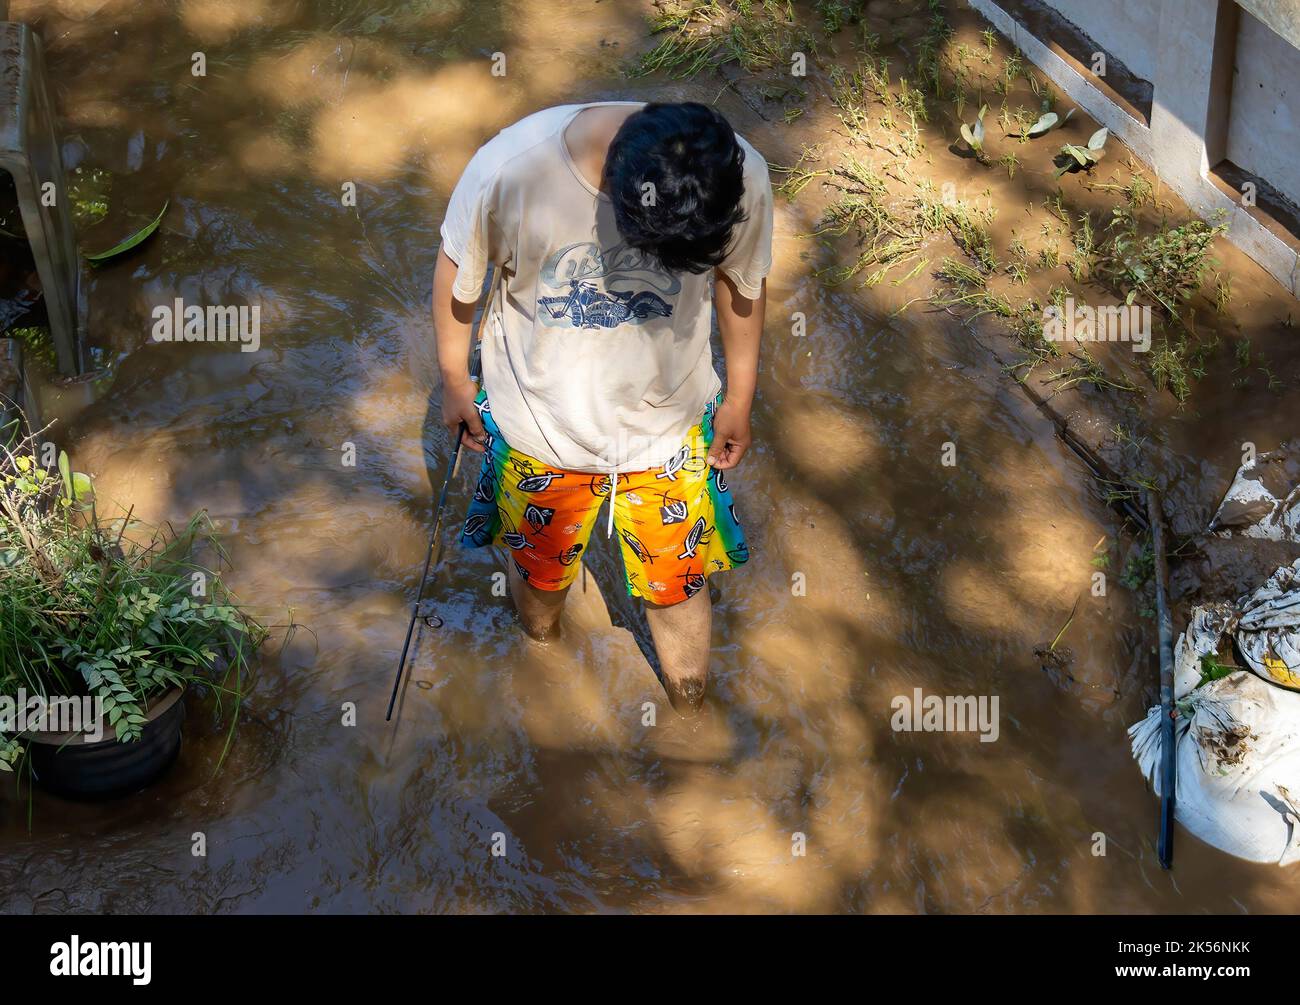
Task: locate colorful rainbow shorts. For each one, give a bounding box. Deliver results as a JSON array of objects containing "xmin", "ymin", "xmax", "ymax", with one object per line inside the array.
[{"xmin": 458, "ymin": 389, "xmax": 748, "ymax": 606}]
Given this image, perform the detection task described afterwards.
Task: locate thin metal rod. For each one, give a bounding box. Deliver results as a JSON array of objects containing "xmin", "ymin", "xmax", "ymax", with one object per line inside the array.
[
  {"xmin": 386, "ymin": 267, "xmax": 496, "ymax": 723},
  {"xmin": 386, "ymin": 422, "xmax": 465, "ymax": 721},
  {"xmin": 1147, "ymin": 489, "xmax": 1177, "ymax": 869}
]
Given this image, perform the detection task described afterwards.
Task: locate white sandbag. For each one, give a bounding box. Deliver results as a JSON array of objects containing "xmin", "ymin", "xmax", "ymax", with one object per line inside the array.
[
  {"xmin": 1208, "ymin": 441, "xmax": 1300, "ymax": 542},
  {"xmin": 1128, "ymin": 572, "xmax": 1300, "ymax": 865},
  {"xmin": 1235, "ymin": 559, "xmax": 1300, "ymax": 690}
]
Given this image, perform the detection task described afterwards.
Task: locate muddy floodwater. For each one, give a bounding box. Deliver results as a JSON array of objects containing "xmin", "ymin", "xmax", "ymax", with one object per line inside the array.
[{"xmin": 2, "ymin": 0, "xmax": 1298, "ymax": 913}]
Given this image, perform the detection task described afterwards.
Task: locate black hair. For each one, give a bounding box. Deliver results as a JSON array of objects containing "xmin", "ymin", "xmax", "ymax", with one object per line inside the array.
[{"xmin": 602, "ymin": 102, "xmax": 748, "ymax": 275}]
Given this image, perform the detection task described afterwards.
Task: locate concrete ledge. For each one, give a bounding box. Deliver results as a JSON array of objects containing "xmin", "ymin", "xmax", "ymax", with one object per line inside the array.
[
  {"xmin": 967, "ymin": 0, "xmax": 1300, "ymax": 299},
  {"xmin": 968, "ymin": 0, "xmax": 1152, "ymax": 155}
]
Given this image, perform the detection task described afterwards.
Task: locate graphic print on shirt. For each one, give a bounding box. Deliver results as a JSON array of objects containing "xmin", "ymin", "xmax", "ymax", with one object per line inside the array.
[{"xmin": 538, "ymin": 240, "xmax": 678, "ymax": 330}]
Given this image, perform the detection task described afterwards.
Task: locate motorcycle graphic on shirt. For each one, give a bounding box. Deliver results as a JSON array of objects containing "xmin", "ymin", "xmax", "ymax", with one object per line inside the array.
[
  {"xmin": 540, "ymin": 280, "xmax": 671, "ymax": 329},
  {"xmin": 538, "ymin": 239, "xmax": 678, "ymax": 330}
]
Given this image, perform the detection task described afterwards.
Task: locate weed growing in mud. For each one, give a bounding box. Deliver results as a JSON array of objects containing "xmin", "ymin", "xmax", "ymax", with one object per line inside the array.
[
  {"xmin": 1111, "ymin": 423, "xmax": 1149, "ymax": 455},
  {"xmin": 1027, "ymin": 71, "xmax": 1056, "ymax": 109},
  {"xmin": 1147, "ymin": 334, "xmax": 1218, "ymax": 401},
  {"xmin": 632, "ymin": 0, "xmax": 812, "ymax": 79},
  {"xmin": 936, "ymin": 256, "xmax": 983, "ymax": 288},
  {"xmin": 810, "ymin": 177, "xmax": 926, "ymax": 285},
  {"xmin": 1120, "ymin": 540, "xmax": 1154, "ymax": 592},
  {"xmin": 1004, "ymin": 301, "xmax": 1058, "ymax": 361},
  {"xmin": 1214, "ymin": 273, "xmax": 1233, "ymax": 313},
  {"xmin": 1045, "ymin": 350, "xmax": 1138, "ymax": 394},
  {"xmin": 945, "ymin": 200, "xmax": 998, "ymax": 271},
  {"xmin": 829, "ymin": 61, "xmax": 875, "ymax": 133},
  {"xmin": 816, "ymin": 0, "xmax": 855, "ymax": 34},
  {"xmin": 1069, "ymin": 212, "xmax": 1094, "ymax": 281},
  {"xmin": 1088, "ymin": 163, "xmax": 1155, "ymax": 210},
  {"xmin": 915, "ymin": 11, "xmax": 954, "ymax": 97},
  {"xmin": 932, "ymin": 260, "xmax": 1015, "ymax": 319},
  {"xmin": 998, "ymin": 146, "xmax": 1019, "ymax": 180},
  {"xmin": 771, "ymin": 144, "xmax": 830, "ymax": 199},
  {"xmin": 1002, "ymin": 51, "xmax": 1024, "ymax": 84},
  {"xmin": 1094, "ymin": 207, "xmax": 1226, "ymax": 317}
]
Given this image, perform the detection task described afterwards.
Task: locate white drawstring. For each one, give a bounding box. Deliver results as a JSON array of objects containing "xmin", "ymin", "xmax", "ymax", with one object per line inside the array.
[{"xmin": 606, "ymin": 465, "xmax": 617, "ymax": 538}]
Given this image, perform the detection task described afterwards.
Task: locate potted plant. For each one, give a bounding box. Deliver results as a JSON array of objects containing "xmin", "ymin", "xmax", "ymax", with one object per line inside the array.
[{"xmin": 0, "ymin": 412, "xmax": 265, "ymax": 799}]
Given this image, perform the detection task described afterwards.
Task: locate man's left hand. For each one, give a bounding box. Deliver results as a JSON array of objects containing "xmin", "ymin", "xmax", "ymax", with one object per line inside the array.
[{"xmin": 706, "ymin": 397, "xmax": 752, "ymax": 470}]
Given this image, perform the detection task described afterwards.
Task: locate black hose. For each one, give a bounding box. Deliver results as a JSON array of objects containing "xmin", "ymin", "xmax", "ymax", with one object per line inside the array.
[{"xmin": 1147, "ymin": 489, "xmax": 1177, "ymax": 869}]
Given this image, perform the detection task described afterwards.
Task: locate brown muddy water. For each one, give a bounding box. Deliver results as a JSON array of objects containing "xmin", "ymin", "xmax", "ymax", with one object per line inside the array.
[{"xmin": 1, "ymin": 0, "xmax": 1298, "ymax": 913}]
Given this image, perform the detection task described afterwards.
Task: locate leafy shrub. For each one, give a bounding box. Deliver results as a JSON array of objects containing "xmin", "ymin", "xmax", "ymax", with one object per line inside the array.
[
  {"xmin": 1095, "ymin": 207, "xmax": 1226, "ymax": 314},
  {"xmin": 0, "ymin": 415, "xmax": 264, "ymax": 773}
]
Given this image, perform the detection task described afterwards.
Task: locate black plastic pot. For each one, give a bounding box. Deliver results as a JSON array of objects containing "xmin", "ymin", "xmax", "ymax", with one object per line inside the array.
[{"xmin": 23, "ymin": 687, "xmax": 185, "ymax": 799}]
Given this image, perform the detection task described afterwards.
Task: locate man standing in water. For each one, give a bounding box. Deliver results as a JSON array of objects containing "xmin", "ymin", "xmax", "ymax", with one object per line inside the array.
[{"xmin": 433, "ymin": 101, "xmax": 772, "ymax": 711}]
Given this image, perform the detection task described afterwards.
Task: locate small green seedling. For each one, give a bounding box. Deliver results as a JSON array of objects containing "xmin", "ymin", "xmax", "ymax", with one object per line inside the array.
[
  {"xmin": 1197, "ymin": 651, "xmax": 1238, "ymax": 689},
  {"xmin": 1011, "ymin": 106, "xmax": 1074, "ymax": 138},
  {"xmin": 960, "ymin": 103, "xmax": 989, "ymax": 155},
  {"xmin": 1054, "ymin": 126, "xmax": 1108, "ymax": 177},
  {"xmin": 57, "ymin": 448, "xmax": 93, "ymax": 508}
]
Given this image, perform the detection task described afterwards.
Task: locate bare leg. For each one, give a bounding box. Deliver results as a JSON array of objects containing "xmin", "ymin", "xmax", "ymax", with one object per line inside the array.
[
  {"xmin": 644, "ymin": 587, "xmax": 712, "ymax": 713},
  {"xmin": 508, "ymin": 561, "xmax": 569, "ymax": 641}
]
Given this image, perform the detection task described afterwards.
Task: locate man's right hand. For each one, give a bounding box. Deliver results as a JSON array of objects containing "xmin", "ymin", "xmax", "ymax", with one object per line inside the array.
[{"xmin": 441, "ymin": 374, "xmax": 487, "ymax": 452}]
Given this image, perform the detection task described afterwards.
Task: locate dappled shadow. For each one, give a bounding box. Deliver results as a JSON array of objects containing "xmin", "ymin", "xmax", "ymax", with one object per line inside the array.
[{"xmin": 2, "ymin": 0, "xmax": 1297, "ymax": 915}]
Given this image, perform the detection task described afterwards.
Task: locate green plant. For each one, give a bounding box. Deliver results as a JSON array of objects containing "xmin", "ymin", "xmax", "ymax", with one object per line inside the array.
[
  {"xmin": 959, "ymin": 102, "xmax": 989, "ymax": 156},
  {"xmin": 631, "ymin": 0, "xmax": 809, "ymax": 79},
  {"xmin": 1148, "ymin": 337, "xmax": 1192, "ymax": 400},
  {"xmin": 1197, "ymin": 651, "xmax": 1238, "ymax": 689},
  {"xmin": 83, "ymin": 200, "xmax": 168, "ymax": 265},
  {"xmin": 1070, "ymin": 212, "xmax": 1095, "ymax": 281},
  {"xmin": 816, "ymin": 0, "xmax": 852, "ymax": 33},
  {"xmin": 1009, "ymin": 106, "xmax": 1073, "ymax": 139},
  {"xmin": 1095, "ymin": 208, "xmax": 1225, "ymax": 315},
  {"xmin": 1044, "ymin": 349, "xmax": 1138, "ymax": 394},
  {"xmin": 1121, "ymin": 540, "xmax": 1154, "ymax": 590},
  {"xmin": 945, "ymin": 199, "xmax": 999, "ymax": 272},
  {"xmin": 1054, "ymin": 127, "xmax": 1109, "ymax": 178},
  {"xmin": 68, "ymin": 166, "xmax": 112, "ymax": 229},
  {"xmin": 936, "ymin": 256, "xmax": 984, "ymax": 288},
  {"xmin": 0, "ymin": 418, "xmax": 265, "ymax": 773},
  {"xmin": 5, "ymin": 326, "xmax": 56, "ymax": 371},
  {"xmin": 1214, "ymin": 273, "xmax": 1233, "ymax": 313},
  {"xmin": 771, "ymin": 145, "xmax": 830, "ymax": 200}
]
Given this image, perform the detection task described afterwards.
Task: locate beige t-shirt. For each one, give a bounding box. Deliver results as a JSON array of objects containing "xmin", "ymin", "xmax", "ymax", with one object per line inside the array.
[{"xmin": 440, "ymin": 102, "xmax": 773, "ymax": 474}]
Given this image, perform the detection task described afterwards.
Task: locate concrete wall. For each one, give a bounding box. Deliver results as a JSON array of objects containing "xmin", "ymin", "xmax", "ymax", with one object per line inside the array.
[
  {"xmin": 1239, "ymin": 0, "xmax": 1300, "ymax": 49},
  {"xmin": 1048, "ymin": 0, "xmax": 1160, "ymax": 82},
  {"xmin": 967, "ymin": 0, "xmax": 1300, "ymax": 299},
  {"xmin": 1227, "ymin": 8, "xmax": 1300, "ymax": 210}
]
